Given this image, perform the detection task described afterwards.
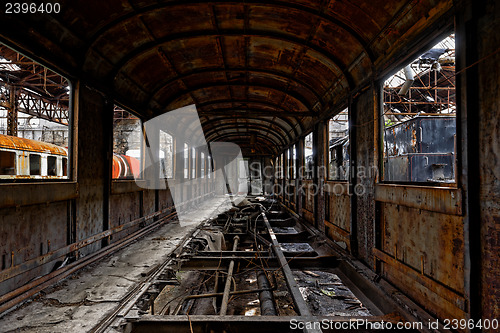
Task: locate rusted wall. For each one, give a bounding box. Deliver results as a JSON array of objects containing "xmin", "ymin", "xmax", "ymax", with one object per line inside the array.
[
  {"xmin": 0, "ymin": 202, "xmax": 68, "ymax": 296},
  {"xmin": 109, "ymin": 191, "xmax": 142, "ymax": 242},
  {"xmin": 379, "ymin": 203, "xmax": 465, "ymax": 319},
  {"xmin": 285, "ymin": 180, "xmax": 295, "ymax": 210},
  {"xmin": 158, "ymin": 188, "xmax": 174, "ymax": 211},
  {"xmin": 453, "ymin": 0, "xmax": 500, "ymax": 325},
  {"xmin": 474, "ymin": 0, "xmax": 500, "ymax": 323},
  {"xmin": 302, "ymin": 180, "xmax": 315, "ymax": 224},
  {"xmin": 142, "ymin": 190, "xmax": 156, "ymax": 216},
  {"xmin": 324, "ymin": 182, "xmax": 350, "ymax": 249}
]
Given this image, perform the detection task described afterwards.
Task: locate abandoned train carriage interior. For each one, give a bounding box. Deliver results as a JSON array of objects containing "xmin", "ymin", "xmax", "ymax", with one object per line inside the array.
[{"xmin": 0, "ymin": 0, "xmax": 498, "ymax": 332}]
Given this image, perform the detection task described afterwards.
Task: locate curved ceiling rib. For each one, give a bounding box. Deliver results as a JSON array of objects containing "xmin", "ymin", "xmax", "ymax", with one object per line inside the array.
[
  {"xmin": 84, "ymin": 0, "xmax": 375, "ymax": 64},
  {"xmin": 200, "ymin": 113, "xmax": 301, "ymax": 138},
  {"xmin": 196, "ymin": 99, "xmax": 294, "ymax": 114},
  {"xmin": 204, "ymin": 124, "xmax": 287, "ymax": 147},
  {"xmin": 108, "ymin": 30, "xmax": 352, "ymax": 89},
  {"xmin": 146, "ymin": 68, "xmax": 324, "ymax": 106},
  {"xmin": 159, "ymin": 82, "xmax": 314, "ymax": 111},
  {"xmin": 209, "ymin": 133, "xmax": 280, "ymax": 155},
  {"xmin": 196, "ymin": 100, "xmax": 305, "ymax": 133},
  {"xmin": 201, "ymin": 117, "xmax": 294, "ymax": 142}
]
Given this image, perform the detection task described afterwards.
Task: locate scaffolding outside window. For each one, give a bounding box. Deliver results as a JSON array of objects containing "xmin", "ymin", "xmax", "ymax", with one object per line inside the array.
[
  {"xmin": 112, "ymin": 106, "xmax": 141, "ymax": 180},
  {"xmin": 382, "ymin": 33, "xmax": 456, "ymax": 184},
  {"xmin": 0, "ymin": 43, "xmax": 71, "ymax": 180},
  {"xmin": 328, "ymin": 108, "xmax": 349, "ymax": 181}
]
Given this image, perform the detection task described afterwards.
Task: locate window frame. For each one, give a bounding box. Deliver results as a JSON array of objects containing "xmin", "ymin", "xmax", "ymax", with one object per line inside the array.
[
  {"xmin": 378, "ymin": 31, "xmax": 458, "ymax": 188},
  {"xmin": 0, "ymin": 43, "xmax": 74, "ymax": 183}
]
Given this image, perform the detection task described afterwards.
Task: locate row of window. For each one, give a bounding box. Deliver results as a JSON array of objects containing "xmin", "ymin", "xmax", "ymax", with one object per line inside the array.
[
  {"xmin": 113, "ymin": 110, "xmax": 213, "ymax": 180},
  {"xmin": 0, "ymin": 150, "xmax": 67, "ymax": 178}
]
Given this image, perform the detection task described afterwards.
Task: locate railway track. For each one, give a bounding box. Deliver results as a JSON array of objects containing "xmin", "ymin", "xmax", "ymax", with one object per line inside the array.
[{"xmin": 78, "ymin": 196, "xmax": 426, "ymax": 333}]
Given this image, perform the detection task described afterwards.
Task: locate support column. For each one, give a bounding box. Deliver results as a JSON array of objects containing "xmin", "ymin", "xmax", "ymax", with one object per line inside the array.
[
  {"xmin": 175, "ymin": 139, "xmax": 186, "ymax": 201},
  {"xmin": 314, "ymin": 121, "xmax": 326, "ymax": 233},
  {"xmin": 296, "ymin": 138, "xmax": 304, "ymax": 217},
  {"xmin": 456, "ymin": 0, "xmax": 500, "ymax": 324},
  {"xmin": 74, "ymin": 82, "xmax": 109, "ymax": 256},
  {"xmin": 102, "ymin": 98, "xmax": 113, "ymax": 247},
  {"xmin": 282, "ymin": 149, "xmax": 287, "ymax": 205},
  {"xmin": 7, "ymin": 87, "xmax": 18, "ymax": 136},
  {"xmin": 350, "ymin": 85, "xmax": 377, "ymax": 262}
]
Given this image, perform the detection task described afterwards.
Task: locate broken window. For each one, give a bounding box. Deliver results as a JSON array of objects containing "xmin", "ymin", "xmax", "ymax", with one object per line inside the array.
[
  {"xmin": 29, "ymin": 154, "xmax": 41, "ymax": 175},
  {"xmin": 62, "ymin": 158, "xmax": 67, "ymax": 177},
  {"xmin": 112, "ymin": 106, "xmax": 141, "ymax": 179},
  {"xmin": 0, "ymin": 151, "xmax": 15, "ymax": 175},
  {"xmin": 0, "ymin": 43, "xmax": 71, "ymax": 179},
  {"xmin": 207, "ymin": 155, "xmax": 212, "ymax": 179},
  {"xmin": 47, "ymin": 156, "xmax": 57, "ymax": 176},
  {"xmin": 159, "ymin": 130, "xmax": 173, "ymax": 179},
  {"xmin": 304, "ymin": 133, "xmax": 313, "ymax": 179},
  {"xmin": 328, "ymin": 108, "xmax": 349, "ymax": 181},
  {"xmin": 191, "ymin": 147, "xmax": 196, "ymax": 178},
  {"xmin": 200, "ymin": 152, "xmax": 205, "ymax": 178},
  {"xmin": 382, "ymin": 33, "xmax": 456, "ymax": 184},
  {"xmin": 183, "ymin": 143, "xmax": 189, "ymax": 179}
]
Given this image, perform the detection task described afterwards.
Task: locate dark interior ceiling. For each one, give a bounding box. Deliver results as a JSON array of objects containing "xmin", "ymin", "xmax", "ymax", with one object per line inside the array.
[{"xmin": 0, "ymin": 0, "xmax": 453, "ymax": 156}]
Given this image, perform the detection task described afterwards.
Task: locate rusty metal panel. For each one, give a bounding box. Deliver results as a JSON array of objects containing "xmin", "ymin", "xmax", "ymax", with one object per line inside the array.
[
  {"xmin": 142, "ymin": 189, "xmax": 156, "ymax": 216},
  {"xmin": 380, "ymin": 256, "xmax": 466, "ymax": 320},
  {"xmin": 325, "ymin": 181, "xmax": 350, "ymax": 231},
  {"xmin": 375, "ymin": 184, "xmax": 462, "ymax": 215},
  {"xmin": 111, "ymin": 180, "xmax": 147, "ymax": 194},
  {"xmin": 379, "ymin": 202, "xmax": 465, "ymax": 319},
  {"xmin": 109, "ymin": 191, "xmax": 142, "ymax": 241},
  {"xmin": 157, "ymin": 188, "xmax": 173, "ymax": 212},
  {"xmin": 374, "ymin": 249, "xmax": 466, "ymax": 311},
  {"xmin": 0, "ymin": 183, "xmax": 78, "ymax": 209},
  {"xmin": 303, "ymin": 180, "xmax": 314, "ymax": 212},
  {"xmin": 0, "ymin": 202, "xmax": 68, "ymax": 296}
]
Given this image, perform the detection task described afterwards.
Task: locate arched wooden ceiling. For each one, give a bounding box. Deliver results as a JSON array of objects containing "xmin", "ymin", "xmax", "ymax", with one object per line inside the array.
[{"xmin": 0, "ymin": 0, "xmax": 453, "ymax": 155}]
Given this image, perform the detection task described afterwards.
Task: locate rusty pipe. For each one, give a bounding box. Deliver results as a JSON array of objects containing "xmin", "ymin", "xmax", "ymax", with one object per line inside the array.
[
  {"xmin": 257, "ymin": 271, "xmax": 277, "ymax": 315},
  {"xmin": 173, "ymin": 286, "xmax": 275, "ymax": 315},
  {"xmin": 219, "ymin": 235, "xmax": 239, "ymax": 315},
  {"xmin": 398, "ymin": 65, "xmax": 415, "ymax": 96}
]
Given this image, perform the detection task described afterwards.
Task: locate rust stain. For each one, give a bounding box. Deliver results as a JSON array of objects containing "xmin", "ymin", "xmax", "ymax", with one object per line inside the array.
[{"xmin": 0, "ymin": 134, "xmax": 67, "ymax": 156}]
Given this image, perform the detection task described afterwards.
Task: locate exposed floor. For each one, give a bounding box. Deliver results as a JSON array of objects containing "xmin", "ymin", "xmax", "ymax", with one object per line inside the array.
[{"xmin": 0, "ymin": 196, "xmax": 232, "ymax": 333}]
